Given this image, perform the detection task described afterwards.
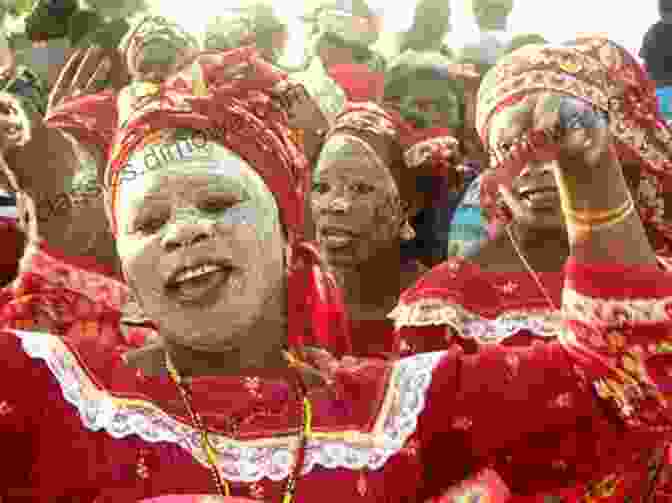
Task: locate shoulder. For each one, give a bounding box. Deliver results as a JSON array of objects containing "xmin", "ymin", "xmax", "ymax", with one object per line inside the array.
[{"xmin": 389, "ymin": 257, "xmax": 500, "ymax": 329}]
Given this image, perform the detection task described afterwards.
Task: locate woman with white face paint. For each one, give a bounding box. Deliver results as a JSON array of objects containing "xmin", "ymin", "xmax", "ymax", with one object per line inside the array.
[{"xmin": 2, "ymin": 44, "xmax": 672, "ymax": 503}]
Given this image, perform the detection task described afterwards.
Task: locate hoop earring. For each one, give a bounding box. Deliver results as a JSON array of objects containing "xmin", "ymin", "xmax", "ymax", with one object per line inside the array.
[{"xmin": 400, "ymin": 218, "xmax": 416, "ymax": 241}]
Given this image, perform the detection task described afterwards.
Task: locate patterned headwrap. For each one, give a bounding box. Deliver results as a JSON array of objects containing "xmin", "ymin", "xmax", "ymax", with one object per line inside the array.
[
  {"xmin": 326, "ymin": 101, "xmax": 463, "ymax": 210},
  {"xmin": 46, "ymin": 46, "xmax": 351, "ymax": 357},
  {"xmin": 476, "ymin": 37, "xmax": 672, "ymax": 254}
]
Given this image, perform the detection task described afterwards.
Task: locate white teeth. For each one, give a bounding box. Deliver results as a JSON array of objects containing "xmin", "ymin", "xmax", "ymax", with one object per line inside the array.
[{"xmin": 174, "ymin": 264, "xmax": 222, "ymax": 284}]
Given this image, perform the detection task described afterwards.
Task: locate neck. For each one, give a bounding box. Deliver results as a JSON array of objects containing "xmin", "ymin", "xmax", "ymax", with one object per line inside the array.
[
  {"xmin": 508, "ymin": 223, "xmax": 570, "ymax": 272},
  {"xmin": 162, "ymin": 282, "xmax": 291, "ymax": 379},
  {"xmin": 330, "ymin": 243, "xmax": 414, "ymax": 309}
]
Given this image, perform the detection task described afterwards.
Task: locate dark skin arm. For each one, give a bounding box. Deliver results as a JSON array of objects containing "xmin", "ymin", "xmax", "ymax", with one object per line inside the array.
[{"xmin": 498, "ymin": 92, "xmax": 657, "ymax": 266}]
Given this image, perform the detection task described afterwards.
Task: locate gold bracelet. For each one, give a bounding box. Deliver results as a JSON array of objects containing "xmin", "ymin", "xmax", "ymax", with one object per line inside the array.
[
  {"xmin": 568, "ymin": 197, "xmax": 635, "ymax": 234},
  {"xmin": 565, "ymin": 197, "xmax": 634, "ymax": 225}
]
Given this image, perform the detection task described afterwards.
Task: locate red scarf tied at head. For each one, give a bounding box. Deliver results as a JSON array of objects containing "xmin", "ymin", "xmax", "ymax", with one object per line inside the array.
[{"xmin": 49, "ymin": 46, "xmax": 351, "ymax": 357}]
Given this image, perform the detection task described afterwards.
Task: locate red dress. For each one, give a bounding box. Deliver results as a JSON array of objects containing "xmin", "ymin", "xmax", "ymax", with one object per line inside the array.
[
  {"xmin": 0, "ymin": 207, "xmax": 21, "ymax": 287},
  {"xmin": 0, "ymin": 240, "xmax": 155, "ymax": 349},
  {"xmin": 0, "ymin": 259, "xmax": 671, "ymax": 502},
  {"xmin": 391, "ymin": 256, "xmax": 672, "ymax": 502}
]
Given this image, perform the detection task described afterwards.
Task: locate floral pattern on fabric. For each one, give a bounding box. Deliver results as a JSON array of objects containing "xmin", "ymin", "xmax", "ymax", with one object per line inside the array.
[
  {"xmin": 0, "ymin": 243, "xmax": 153, "ymax": 348},
  {"xmin": 13, "ymin": 328, "xmax": 444, "ymax": 482},
  {"xmin": 390, "ymin": 256, "xmax": 672, "ymax": 502}
]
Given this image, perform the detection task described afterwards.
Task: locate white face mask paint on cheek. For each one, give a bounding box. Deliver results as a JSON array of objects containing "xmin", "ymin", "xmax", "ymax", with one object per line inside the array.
[{"xmin": 114, "ymin": 146, "xmax": 287, "ymax": 350}]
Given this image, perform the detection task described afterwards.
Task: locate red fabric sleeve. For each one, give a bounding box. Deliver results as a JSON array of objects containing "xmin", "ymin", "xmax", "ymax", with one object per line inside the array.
[
  {"xmin": 414, "ymin": 260, "xmax": 672, "ymax": 499},
  {"xmin": 0, "ymin": 331, "xmax": 45, "ymax": 500}
]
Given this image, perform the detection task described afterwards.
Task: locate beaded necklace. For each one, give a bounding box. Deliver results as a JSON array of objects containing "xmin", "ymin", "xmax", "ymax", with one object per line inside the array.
[{"xmin": 165, "ymin": 349, "xmax": 312, "ymax": 502}]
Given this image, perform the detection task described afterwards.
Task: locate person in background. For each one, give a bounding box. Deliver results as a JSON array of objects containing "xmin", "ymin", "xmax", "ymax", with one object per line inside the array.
[
  {"xmin": 455, "ymin": 0, "xmax": 514, "ymax": 69},
  {"xmin": 204, "ymin": 3, "xmax": 289, "ymax": 65},
  {"xmin": 302, "ymin": 0, "xmax": 386, "ymax": 102},
  {"xmin": 311, "ymin": 101, "xmax": 463, "ymax": 357},
  {"xmin": 640, "ymin": 0, "xmax": 672, "ymax": 123},
  {"xmin": 384, "ymin": 50, "xmax": 483, "ymax": 266},
  {"xmin": 398, "ymin": 0, "xmax": 451, "ymax": 54}
]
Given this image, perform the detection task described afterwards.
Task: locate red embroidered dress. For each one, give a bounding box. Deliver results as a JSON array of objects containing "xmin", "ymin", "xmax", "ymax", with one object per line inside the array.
[
  {"xmin": 0, "ymin": 259, "xmax": 671, "ymax": 502},
  {"xmin": 0, "ymin": 241, "xmax": 154, "ymax": 349}
]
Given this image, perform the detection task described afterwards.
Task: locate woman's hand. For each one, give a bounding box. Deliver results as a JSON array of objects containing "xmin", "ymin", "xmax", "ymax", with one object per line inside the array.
[{"xmin": 47, "ymin": 46, "xmax": 129, "ymax": 117}]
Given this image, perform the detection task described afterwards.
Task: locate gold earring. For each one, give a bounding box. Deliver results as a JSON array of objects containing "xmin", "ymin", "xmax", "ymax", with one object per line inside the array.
[{"xmin": 400, "ymin": 218, "xmax": 416, "ymax": 241}]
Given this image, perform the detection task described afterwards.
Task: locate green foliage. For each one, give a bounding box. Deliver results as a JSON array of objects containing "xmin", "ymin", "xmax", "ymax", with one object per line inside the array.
[
  {"xmin": 24, "ymin": 0, "xmax": 78, "ymax": 41},
  {"xmin": 73, "ymin": 16, "xmax": 129, "ymax": 49},
  {"xmin": 67, "ymin": 9, "xmax": 103, "ymax": 46},
  {"xmin": 400, "ymin": 0, "xmax": 450, "ymax": 53}
]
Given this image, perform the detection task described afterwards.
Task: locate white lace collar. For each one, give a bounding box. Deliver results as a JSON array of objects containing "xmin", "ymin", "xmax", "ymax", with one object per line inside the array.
[{"xmin": 13, "ymin": 330, "xmax": 444, "ymax": 482}]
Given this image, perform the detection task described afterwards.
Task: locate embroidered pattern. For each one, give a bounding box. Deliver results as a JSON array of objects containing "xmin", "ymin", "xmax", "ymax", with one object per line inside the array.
[
  {"xmin": 562, "ymin": 287, "xmax": 672, "ymax": 325},
  {"xmin": 13, "ymin": 330, "xmax": 444, "ymax": 483},
  {"xmin": 389, "ymin": 298, "xmax": 568, "ymax": 343}
]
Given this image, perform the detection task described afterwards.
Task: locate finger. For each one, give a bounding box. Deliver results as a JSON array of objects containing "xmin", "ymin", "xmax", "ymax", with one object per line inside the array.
[
  {"xmin": 53, "ymin": 48, "xmax": 86, "ymax": 94},
  {"xmin": 84, "ymin": 57, "xmax": 111, "ymax": 91},
  {"xmin": 72, "ymin": 47, "xmax": 104, "ymax": 92}
]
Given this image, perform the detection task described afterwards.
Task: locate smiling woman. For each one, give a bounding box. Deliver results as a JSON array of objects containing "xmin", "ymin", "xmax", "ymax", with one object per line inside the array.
[{"xmin": 4, "ymin": 40, "xmax": 672, "ymax": 503}]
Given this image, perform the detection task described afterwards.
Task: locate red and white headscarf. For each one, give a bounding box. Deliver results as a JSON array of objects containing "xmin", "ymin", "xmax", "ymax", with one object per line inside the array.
[{"xmin": 45, "ymin": 46, "xmax": 352, "ymax": 356}]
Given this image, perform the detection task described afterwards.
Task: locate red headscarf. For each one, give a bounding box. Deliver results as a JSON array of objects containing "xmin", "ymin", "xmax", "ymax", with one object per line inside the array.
[
  {"xmin": 45, "ymin": 46, "xmax": 351, "ymax": 356},
  {"xmin": 327, "ymin": 63, "xmax": 385, "ymax": 102}
]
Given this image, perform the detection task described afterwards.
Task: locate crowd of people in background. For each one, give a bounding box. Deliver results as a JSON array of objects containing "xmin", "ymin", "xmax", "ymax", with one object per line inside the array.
[{"xmin": 0, "ymin": 0, "xmax": 672, "ymax": 502}]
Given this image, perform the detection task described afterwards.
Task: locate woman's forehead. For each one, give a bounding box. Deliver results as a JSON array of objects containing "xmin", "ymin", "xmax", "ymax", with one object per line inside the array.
[{"xmin": 117, "ymin": 156, "xmax": 275, "ymax": 213}]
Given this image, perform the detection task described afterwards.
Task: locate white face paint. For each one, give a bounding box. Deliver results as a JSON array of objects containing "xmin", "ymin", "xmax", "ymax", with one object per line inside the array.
[{"xmin": 115, "ymin": 143, "xmax": 285, "ymax": 352}]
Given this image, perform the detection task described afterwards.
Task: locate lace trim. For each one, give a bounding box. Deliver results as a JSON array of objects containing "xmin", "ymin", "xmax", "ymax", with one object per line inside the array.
[
  {"xmin": 13, "ymin": 330, "xmax": 444, "ymax": 482},
  {"xmin": 562, "ymin": 287, "xmax": 672, "ymax": 325},
  {"xmin": 389, "ymin": 298, "xmax": 569, "ymax": 343}
]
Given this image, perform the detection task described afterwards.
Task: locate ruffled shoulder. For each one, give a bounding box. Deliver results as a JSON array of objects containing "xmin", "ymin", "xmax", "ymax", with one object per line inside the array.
[
  {"xmin": 389, "ymin": 257, "xmax": 501, "ymax": 329},
  {"xmin": 389, "ymin": 257, "xmax": 567, "ymax": 349}
]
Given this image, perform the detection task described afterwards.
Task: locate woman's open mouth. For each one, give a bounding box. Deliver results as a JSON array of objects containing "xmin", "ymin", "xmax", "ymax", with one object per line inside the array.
[
  {"xmin": 519, "ymin": 187, "xmax": 560, "ymax": 211},
  {"xmin": 165, "ymin": 262, "xmax": 234, "ymax": 304},
  {"xmin": 319, "ymin": 226, "xmax": 358, "ymax": 249}
]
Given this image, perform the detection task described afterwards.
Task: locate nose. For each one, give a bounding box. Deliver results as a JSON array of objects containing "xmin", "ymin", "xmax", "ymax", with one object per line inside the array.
[
  {"xmin": 161, "ymin": 218, "xmax": 214, "ymax": 252},
  {"xmin": 319, "ymin": 186, "xmax": 352, "ymax": 215}
]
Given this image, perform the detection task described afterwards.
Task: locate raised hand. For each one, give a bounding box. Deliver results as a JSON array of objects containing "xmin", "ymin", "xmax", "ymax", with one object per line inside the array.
[{"xmin": 47, "ymin": 46, "xmax": 129, "ymax": 117}]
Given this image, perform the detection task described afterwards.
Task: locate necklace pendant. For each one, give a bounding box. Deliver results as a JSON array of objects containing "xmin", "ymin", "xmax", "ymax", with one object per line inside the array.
[{"xmin": 357, "ymin": 471, "xmax": 368, "ymax": 497}]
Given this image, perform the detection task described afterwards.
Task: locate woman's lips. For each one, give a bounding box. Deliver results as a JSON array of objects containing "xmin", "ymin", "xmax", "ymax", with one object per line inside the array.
[
  {"xmin": 165, "ymin": 263, "xmax": 234, "ymax": 304},
  {"xmin": 519, "ymin": 188, "xmax": 560, "ymax": 211},
  {"xmin": 318, "ymin": 226, "xmax": 358, "ymax": 249}
]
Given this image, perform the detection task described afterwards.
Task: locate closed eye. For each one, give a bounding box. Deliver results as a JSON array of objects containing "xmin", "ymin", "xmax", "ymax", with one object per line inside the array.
[
  {"xmin": 135, "ymin": 214, "xmax": 168, "ymax": 234},
  {"xmin": 198, "ymin": 197, "xmax": 239, "ymax": 213},
  {"xmin": 312, "ymin": 181, "xmax": 330, "ymax": 194}
]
